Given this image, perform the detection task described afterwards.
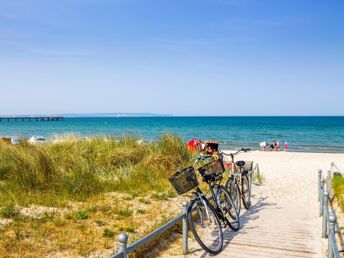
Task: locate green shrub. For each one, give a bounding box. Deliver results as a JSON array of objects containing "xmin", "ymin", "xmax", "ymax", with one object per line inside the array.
[
  {"xmin": 103, "ymin": 228, "xmax": 115, "ymax": 238},
  {"xmin": 123, "ymin": 226, "xmax": 135, "ymax": 233},
  {"xmin": 115, "ymin": 208, "xmax": 132, "ymax": 218},
  {"xmin": 75, "ymin": 210, "xmax": 89, "ymax": 220},
  {"xmin": 1, "ymin": 202, "xmax": 19, "ymax": 218}
]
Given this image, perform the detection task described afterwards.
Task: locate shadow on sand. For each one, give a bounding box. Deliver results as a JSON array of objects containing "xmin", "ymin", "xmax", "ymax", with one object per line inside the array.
[{"xmin": 188, "ymin": 195, "xmax": 278, "ymax": 257}]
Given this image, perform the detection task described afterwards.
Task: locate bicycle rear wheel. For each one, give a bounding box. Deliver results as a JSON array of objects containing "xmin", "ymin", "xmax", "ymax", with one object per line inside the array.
[
  {"xmin": 241, "ymin": 173, "xmax": 251, "ymax": 209},
  {"xmin": 188, "ymin": 197, "xmax": 223, "ymax": 254},
  {"xmin": 225, "ymin": 177, "xmax": 241, "ymax": 215},
  {"xmin": 215, "ymin": 185, "xmax": 240, "ymax": 231}
]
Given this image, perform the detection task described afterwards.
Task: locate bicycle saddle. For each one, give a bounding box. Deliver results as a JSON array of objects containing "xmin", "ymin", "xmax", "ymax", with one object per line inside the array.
[{"xmin": 235, "ymin": 160, "xmax": 245, "ymax": 167}]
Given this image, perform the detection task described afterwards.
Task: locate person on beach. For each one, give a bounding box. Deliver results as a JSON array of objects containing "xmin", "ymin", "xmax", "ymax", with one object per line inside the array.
[
  {"xmin": 260, "ymin": 141, "xmax": 267, "ymax": 151},
  {"xmin": 270, "ymin": 140, "xmax": 276, "ymax": 151},
  {"xmin": 276, "ymin": 140, "xmax": 280, "ymax": 151},
  {"xmin": 284, "ymin": 141, "xmax": 288, "ymax": 151}
]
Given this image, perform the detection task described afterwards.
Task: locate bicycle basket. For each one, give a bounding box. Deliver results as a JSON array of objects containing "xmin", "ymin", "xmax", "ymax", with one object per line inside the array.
[
  {"xmin": 169, "ymin": 167, "xmax": 199, "ymax": 195},
  {"xmin": 198, "ymin": 160, "xmax": 225, "ymax": 176},
  {"xmin": 243, "ymin": 161, "xmax": 253, "ymax": 172}
]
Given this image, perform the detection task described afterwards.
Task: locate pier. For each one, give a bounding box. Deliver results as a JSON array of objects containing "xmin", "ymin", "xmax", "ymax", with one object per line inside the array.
[{"xmin": 0, "ymin": 116, "xmax": 64, "ymax": 122}]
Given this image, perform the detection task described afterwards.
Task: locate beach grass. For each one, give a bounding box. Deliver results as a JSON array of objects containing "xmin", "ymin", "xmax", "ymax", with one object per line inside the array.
[
  {"xmin": 333, "ymin": 174, "xmax": 344, "ymax": 212},
  {"xmin": 0, "ymin": 134, "xmax": 193, "ymax": 257},
  {"xmin": 0, "ymin": 134, "xmax": 191, "ymax": 205},
  {"xmin": 253, "ymin": 172, "xmax": 265, "ymax": 185}
]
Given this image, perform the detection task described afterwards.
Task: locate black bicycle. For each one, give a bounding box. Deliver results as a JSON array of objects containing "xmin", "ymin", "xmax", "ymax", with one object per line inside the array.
[
  {"xmin": 169, "ymin": 154, "xmax": 239, "ymax": 254},
  {"xmin": 197, "ymin": 155, "xmax": 240, "ymax": 231},
  {"xmin": 218, "ymin": 148, "xmax": 253, "ymax": 213}
]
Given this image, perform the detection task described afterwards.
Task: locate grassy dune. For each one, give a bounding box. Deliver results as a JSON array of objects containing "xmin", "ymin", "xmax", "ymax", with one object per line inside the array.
[
  {"xmin": 333, "ymin": 174, "xmax": 344, "ymax": 212},
  {"xmin": 0, "ymin": 135, "xmax": 192, "ymax": 257}
]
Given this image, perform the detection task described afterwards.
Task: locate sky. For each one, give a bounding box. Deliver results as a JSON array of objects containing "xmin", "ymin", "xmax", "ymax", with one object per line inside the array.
[{"xmin": 0, "ymin": 0, "xmax": 343, "ymax": 116}]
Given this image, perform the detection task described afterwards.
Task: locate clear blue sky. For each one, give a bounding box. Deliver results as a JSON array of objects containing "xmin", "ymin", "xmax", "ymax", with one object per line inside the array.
[{"xmin": 0, "ymin": 0, "xmax": 343, "ymax": 116}]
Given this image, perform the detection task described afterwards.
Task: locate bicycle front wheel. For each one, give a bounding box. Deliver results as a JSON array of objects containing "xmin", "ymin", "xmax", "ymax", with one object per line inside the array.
[
  {"xmin": 216, "ymin": 185, "xmax": 240, "ymax": 231},
  {"xmin": 188, "ymin": 197, "xmax": 223, "ymax": 255},
  {"xmin": 241, "ymin": 173, "xmax": 251, "ymax": 209},
  {"xmin": 225, "ymin": 177, "xmax": 241, "ymax": 215}
]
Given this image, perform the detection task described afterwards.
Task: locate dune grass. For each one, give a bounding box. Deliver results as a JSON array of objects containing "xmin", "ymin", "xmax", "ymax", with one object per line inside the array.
[
  {"xmin": 0, "ymin": 134, "xmax": 193, "ymax": 257},
  {"xmin": 0, "ymin": 134, "xmax": 191, "ymax": 206},
  {"xmin": 333, "ymin": 174, "xmax": 344, "ymax": 212}
]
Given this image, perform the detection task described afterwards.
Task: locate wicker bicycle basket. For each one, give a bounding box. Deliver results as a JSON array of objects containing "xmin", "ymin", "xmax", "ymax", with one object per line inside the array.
[
  {"xmin": 243, "ymin": 161, "xmax": 254, "ymax": 172},
  {"xmin": 198, "ymin": 160, "xmax": 225, "ymax": 176},
  {"xmin": 169, "ymin": 167, "xmax": 199, "ymax": 195}
]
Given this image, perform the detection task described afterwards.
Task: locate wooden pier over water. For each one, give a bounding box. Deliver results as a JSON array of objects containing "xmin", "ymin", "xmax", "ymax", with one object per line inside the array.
[{"xmin": 0, "ymin": 116, "xmax": 64, "ymax": 122}]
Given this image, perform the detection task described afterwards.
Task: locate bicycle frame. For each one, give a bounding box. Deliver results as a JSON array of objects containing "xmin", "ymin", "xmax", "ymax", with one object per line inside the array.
[
  {"xmin": 191, "ymin": 189, "xmax": 212, "ymax": 226},
  {"xmin": 190, "ymin": 153, "xmax": 238, "ymax": 224},
  {"xmin": 218, "ymin": 149, "xmax": 253, "ymax": 210},
  {"xmin": 191, "ymin": 180, "xmax": 225, "ymax": 222}
]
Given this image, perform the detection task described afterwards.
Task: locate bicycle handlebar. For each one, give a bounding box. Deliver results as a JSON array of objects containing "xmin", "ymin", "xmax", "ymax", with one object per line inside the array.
[
  {"xmin": 192, "ymin": 147, "xmax": 251, "ymax": 167},
  {"xmin": 220, "ymin": 148, "xmax": 251, "ymax": 157},
  {"xmin": 200, "ymin": 154, "xmax": 213, "ymax": 160},
  {"xmin": 192, "ymin": 153, "xmax": 213, "ymax": 167}
]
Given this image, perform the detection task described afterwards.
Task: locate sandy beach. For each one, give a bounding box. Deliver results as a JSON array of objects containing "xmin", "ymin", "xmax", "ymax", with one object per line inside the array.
[
  {"xmin": 157, "ymin": 150, "xmax": 344, "ymax": 258},
  {"xmin": 1, "ymin": 0, "xmax": 343, "ymax": 256}
]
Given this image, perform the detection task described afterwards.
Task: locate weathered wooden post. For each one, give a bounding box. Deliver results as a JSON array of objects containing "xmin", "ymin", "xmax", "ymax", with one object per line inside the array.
[
  {"xmin": 318, "ymin": 169, "xmax": 322, "ymax": 202},
  {"xmin": 118, "ymin": 233, "xmax": 128, "ymax": 258},
  {"xmin": 322, "ymin": 191, "xmax": 329, "ymax": 238},
  {"xmin": 182, "ymin": 201, "xmax": 189, "ymax": 255}
]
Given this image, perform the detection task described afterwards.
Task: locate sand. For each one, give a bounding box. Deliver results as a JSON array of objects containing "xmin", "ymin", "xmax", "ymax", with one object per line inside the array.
[{"xmin": 157, "ymin": 150, "xmax": 344, "ymax": 258}]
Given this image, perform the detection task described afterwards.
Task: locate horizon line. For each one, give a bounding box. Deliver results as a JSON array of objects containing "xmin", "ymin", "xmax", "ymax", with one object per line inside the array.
[{"xmin": 1, "ymin": 113, "xmax": 344, "ymax": 118}]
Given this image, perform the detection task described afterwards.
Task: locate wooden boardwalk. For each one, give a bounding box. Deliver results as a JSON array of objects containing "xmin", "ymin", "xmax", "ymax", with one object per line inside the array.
[
  {"xmin": 186, "ymin": 192, "xmax": 322, "ymax": 258},
  {"xmin": 157, "ymin": 152, "xmax": 329, "ymax": 258},
  {"xmin": 186, "ymin": 153, "xmax": 323, "ymax": 258}
]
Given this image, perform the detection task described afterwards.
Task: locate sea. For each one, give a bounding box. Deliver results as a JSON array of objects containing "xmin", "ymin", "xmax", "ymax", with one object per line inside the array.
[{"xmin": 0, "ymin": 116, "xmax": 344, "ymax": 153}]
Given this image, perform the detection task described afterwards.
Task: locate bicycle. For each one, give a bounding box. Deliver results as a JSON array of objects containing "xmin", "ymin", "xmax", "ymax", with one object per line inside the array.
[
  {"xmin": 219, "ymin": 148, "xmax": 253, "ymax": 214},
  {"xmin": 169, "ymin": 154, "xmax": 239, "ymax": 254},
  {"xmin": 197, "ymin": 155, "xmax": 240, "ymax": 232}
]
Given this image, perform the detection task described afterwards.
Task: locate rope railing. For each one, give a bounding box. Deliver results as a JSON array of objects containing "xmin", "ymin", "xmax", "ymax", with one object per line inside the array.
[{"xmin": 318, "ymin": 164, "xmax": 342, "ymax": 258}]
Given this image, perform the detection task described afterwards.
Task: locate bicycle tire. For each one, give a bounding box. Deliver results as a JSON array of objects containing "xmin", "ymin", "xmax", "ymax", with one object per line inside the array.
[
  {"xmin": 225, "ymin": 177, "xmax": 241, "ymax": 215},
  {"xmin": 241, "ymin": 174, "xmax": 251, "ymax": 209},
  {"xmin": 188, "ymin": 196, "xmax": 223, "ymax": 254},
  {"xmin": 215, "ymin": 185, "xmax": 240, "ymax": 231}
]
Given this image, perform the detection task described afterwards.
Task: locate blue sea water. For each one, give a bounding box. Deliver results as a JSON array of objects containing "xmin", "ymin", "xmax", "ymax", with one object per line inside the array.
[{"xmin": 0, "ymin": 116, "xmax": 344, "ymax": 153}]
